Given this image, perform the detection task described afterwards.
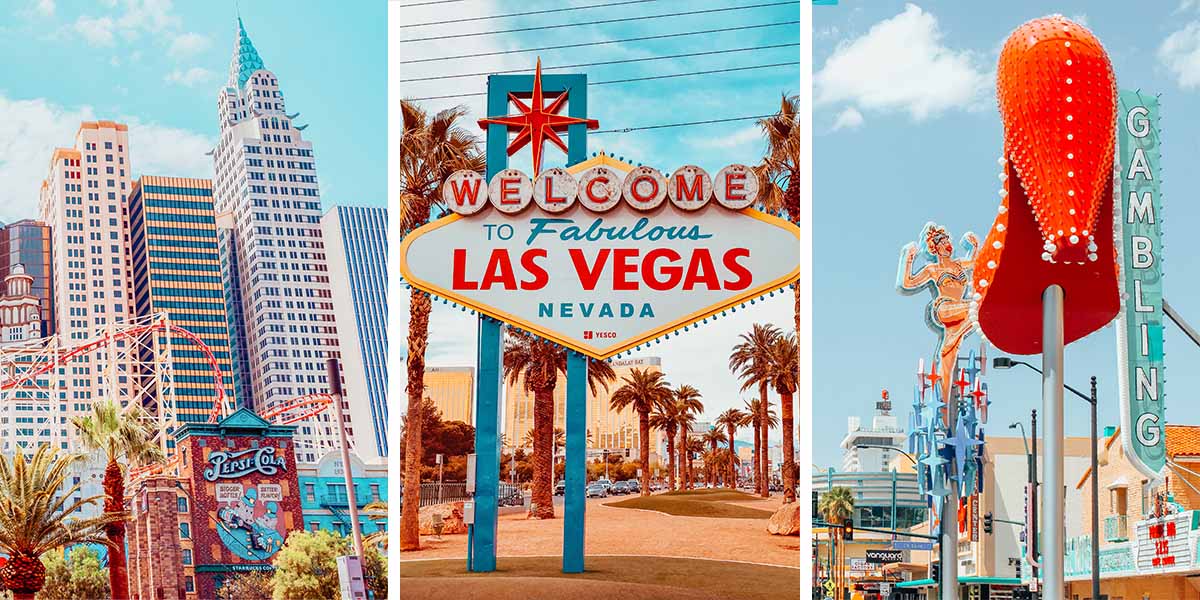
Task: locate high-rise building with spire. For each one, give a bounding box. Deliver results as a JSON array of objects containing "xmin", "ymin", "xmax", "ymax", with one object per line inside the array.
[{"xmin": 211, "ymin": 19, "xmax": 353, "ymax": 464}]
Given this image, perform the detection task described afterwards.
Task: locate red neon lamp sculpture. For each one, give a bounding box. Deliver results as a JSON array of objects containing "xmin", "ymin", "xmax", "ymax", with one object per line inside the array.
[{"xmin": 972, "ymin": 15, "xmax": 1119, "ymax": 354}]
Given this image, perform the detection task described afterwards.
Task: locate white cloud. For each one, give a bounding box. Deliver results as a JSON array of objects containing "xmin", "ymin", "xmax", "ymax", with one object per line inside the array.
[
  {"xmin": 33, "ymin": 0, "xmax": 54, "ymax": 17},
  {"xmin": 1159, "ymin": 22, "xmax": 1200, "ymax": 89},
  {"xmin": 831, "ymin": 107, "xmax": 864, "ymax": 131},
  {"xmin": 73, "ymin": 15, "xmax": 115, "ymax": 45},
  {"xmin": 687, "ymin": 126, "xmax": 763, "ymax": 151},
  {"xmin": 124, "ymin": 118, "xmax": 214, "ymax": 180},
  {"xmin": 165, "ymin": 67, "xmax": 214, "ymax": 87},
  {"xmin": 0, "ymin": 93, "xmax": 212, "ymax": 223},
  {"xmin": 168, "ymin": 31, "xmax": 209, "ymax": 58},
  {"xmin": 815, "ymin": 3, "xmax": 989, "ymax": 120}
]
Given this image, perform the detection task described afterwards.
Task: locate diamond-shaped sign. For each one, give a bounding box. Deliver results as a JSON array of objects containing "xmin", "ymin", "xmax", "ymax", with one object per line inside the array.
[{"xmin": 400, "ymin": 157, "xmax": 800, "ymax": 359}]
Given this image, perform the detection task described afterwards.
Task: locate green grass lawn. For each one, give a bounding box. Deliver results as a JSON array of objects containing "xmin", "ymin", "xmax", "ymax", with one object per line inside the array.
[
  {"xmin": 400, "ymin": 555, "xmax": 800, "ymax": 600},
  {"xmin": 605, "ymin": 488, "xmax": 773, "ymax": 519}
]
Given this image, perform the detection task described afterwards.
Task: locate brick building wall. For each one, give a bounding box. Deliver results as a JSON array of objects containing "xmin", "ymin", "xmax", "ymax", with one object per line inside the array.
[{"xmin": 129, "ymin": 476, "xmax": 188, "ymax": 600}]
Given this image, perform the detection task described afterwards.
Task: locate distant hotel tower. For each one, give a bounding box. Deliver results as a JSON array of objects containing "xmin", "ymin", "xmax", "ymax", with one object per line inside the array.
[
  {"xmin": 0, "ymin": 220, "xmax": 53, "ymax": 337},
  {"xmin": 321, "ymin": 206, "xmax": 388, "ymax": 461},
  {"xmin": 38, "ymin": 121, "xmax": 136, "ymax": 405},
  {"xmin": 128, "ymin": 176, "xmax": 235, "ymax": 424},
  {"xmin": 211, "ymin": 19, "xmax": 353, "ymax": 463}
]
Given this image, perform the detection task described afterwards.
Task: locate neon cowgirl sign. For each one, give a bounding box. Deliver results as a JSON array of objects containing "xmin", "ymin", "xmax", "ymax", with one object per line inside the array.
[{"xmin": 203, "ymin": 446, "xmax": 288, "ymax": 481}]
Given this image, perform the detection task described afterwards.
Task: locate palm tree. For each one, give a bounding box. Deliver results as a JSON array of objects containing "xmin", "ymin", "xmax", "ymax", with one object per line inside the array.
[
  {"xmin": 767, "ymin": 334, "xmax": 799, "ymax": 503},
  {"xmin": 648, "ymin": 403, "xmax": 680, "ymax": 491},
  {"xmin": 400, "ymin": 100, "xmax": 485, "ymax": 550},
  {"xmin": 714, "ymin": 408, "xmax": 747, "ymax": 489},
  {"xmin": 0, "ymin": 445, "xmax": 116, "ymax": 600},
  {"xmin": 504, "ymin": 331, "xmax": 614, "ymax": 517},
  {"xmin": 685, "ymin": 438, "xmax": 706, "ymax": 489},
  {"xmin": 743, "ymin": 398, "xmax": 764, "ymax": 494},
  {"xmin": 819, "ymin": 487, "xmax": 855, "ymax": 599},
  {"xmin": 609, "ymin": 368, "xmax": 673, "ymax": 496},
  {"xmin": 757, "ymin": 95, "xmax": 801, "ymax": 340},
  {"xmin": 730, "ymin": 323, "xmax": 781, "ymax": 498},
  {"xmin": 71, "ymin": 400, "xmax": 163, "ymax": 599},
  {"xmin": 671, "ymin": 385, "xmax": 703, "ymax": 490},
  {"xmin": 700, "ymin": 429, "xmax": 726, "ymax": 486}
]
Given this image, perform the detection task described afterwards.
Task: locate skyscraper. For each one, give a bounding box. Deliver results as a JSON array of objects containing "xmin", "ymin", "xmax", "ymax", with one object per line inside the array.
[
  {"xmin": 505, "ymin": 356, "xmax": 665, "ymax": 454},
  {"xmin": 321, "ymin": 205, "xmax": 387, "ymax": 461},
  {"xmin": 38, "ymin": 120, "xmax": 136, "ymax": 406},
  {"xmin": 423, "ymin": 366, "xmax": 474, "ymax": 425},
  {"xmin": 211, "ymin": 19, "xmax": 351, "ymax": 464},
  {"xmin": 128, "ymin": 176, "xmax": 235, "ymax": 425},
  {"xmin": 0, "ymin": 220, "xmax": 53, "ymax": 337}
]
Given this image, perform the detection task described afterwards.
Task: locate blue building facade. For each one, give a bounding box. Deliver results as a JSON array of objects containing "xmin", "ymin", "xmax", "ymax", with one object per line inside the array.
[
  {"xmin": 297, "ymin": 452, "xmax": 387, "ymax": 538},
  {"xmin": 321, "ymin": 206, "xmax": 388, "ymax": 459}
]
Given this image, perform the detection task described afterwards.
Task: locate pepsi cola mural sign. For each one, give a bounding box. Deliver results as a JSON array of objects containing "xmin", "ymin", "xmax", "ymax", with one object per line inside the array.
[{"xmin": 400, "ymin": 155, "xmax": 801, "ymax": 359}]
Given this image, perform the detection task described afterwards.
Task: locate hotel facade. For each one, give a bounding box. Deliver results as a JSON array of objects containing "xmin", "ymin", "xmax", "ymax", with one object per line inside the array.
[
  {"xmin": 211, "ymin": 20, "xmax": 354, "ymax": 464},
  {"xmin": 128, "ymin": 176, "xmax": 235, "ymax": 425},
  {"xmin": 321, "ymin": 205, "xmax": 388, "ymax": 461}
]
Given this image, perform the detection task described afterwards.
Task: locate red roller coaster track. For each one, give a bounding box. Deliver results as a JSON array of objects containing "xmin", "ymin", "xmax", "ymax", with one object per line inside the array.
[{"xmin": 0, "ymin": 317, "xmax": 334, "ymax": 426}]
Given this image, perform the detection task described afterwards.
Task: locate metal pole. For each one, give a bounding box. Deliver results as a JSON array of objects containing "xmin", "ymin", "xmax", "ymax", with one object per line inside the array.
[
  {"xmin": 940, "ymin": 386, "xmax": 959, "ymax": 600},
  {"xmin": 1090, "ymin": 377, "xmax": 1100, "ymax": 600},
  {"xmin": 326, "ymin": 358, "xmax": 364, "ymax": 562},
  {"xmin": 1031, "ymin": 409, "xmax": 1039, "ymax": 586},
  {"xmin": 1041, "ymin": 285, "xmax": 1065, "ymax": 600}
]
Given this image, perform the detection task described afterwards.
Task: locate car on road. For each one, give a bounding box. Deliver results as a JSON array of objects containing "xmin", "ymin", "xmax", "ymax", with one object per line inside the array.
[
  {"xmin": 554, "ymin": 481, "xmax": 566, "ymax": 496},
  {"xmin": 611, "ymin": 481, "xmax": 631, "ymax": 495},
  {"xmin": 585, "ymin": 484, "xmax": 608, "ymax": 498},
  {"xmin": 624, "ymin": 479, "xmax": 640, "ymax": 494}
]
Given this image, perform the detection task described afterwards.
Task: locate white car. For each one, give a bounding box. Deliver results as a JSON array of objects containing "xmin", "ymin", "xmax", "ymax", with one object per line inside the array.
[{"xmin": 585, "ymin": 484, "xmax": 608, "ymax": 498}]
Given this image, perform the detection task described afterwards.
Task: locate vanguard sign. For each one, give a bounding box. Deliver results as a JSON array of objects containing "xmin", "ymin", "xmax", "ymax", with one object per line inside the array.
[
  {"xmin": 400, "ymin": 157, "xmax": 801, "ymax": 359},
  {"xmin": 1116, "ymin": 90, "xmax": 1167, "ymax": 479}
]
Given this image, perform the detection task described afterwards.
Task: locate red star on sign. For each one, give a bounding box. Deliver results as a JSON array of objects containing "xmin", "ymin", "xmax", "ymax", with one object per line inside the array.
[{"xmin": 478, "ymin": 58, "xmax": 599, "ymax": 175}]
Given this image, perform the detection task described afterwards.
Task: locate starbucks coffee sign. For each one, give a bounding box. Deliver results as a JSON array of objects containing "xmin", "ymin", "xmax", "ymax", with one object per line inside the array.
[{"xmin": 203, "ymin": 446, "xmax": 287, "ymax": 481}]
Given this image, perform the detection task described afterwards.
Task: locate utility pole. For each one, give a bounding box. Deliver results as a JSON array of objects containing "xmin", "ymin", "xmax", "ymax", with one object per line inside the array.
[
  {"xmin": 327, "ymin": 358, "xmax": 365, "ymax": 562},
  {"xmin": 1031, "ymin": 409, "xmax": 1039, "ymax": 588},
  {"xmin": 1090, "ymin": 377, "xmax": 1100, "ymax": 600}
]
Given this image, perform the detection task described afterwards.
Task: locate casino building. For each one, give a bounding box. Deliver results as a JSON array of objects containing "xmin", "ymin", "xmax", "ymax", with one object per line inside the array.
[{"xmin": 127, "ymin": 409, "xmax": 385, "ymax": 599}]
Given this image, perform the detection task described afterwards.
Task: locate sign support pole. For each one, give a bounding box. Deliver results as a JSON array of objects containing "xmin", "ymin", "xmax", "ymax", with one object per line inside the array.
[
  {"xmin": 469, "ymin": 317, "xmax": 502, "ymax": 572},
  {"xmin": 563, "ymin": 351, "xmax": 588, "ymax": 573},
  {"xmin": 939, "ymin": 399, "xmax": 959, "ymax": 600},
  {"xmin": 1041, "ymin": 284, "xmax": 1065, "ymax": 600}
]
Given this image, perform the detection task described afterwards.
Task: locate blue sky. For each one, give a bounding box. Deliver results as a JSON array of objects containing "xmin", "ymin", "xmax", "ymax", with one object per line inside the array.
[
  {"xmin": 0, "ymin": 0, "xmax": 385, "ymax": 223},
  {"xmin": 397, "ymin": 0, "xmax": 800, "ymax": 440},
  {"xmin": 813, "ymin": 1, "xmax": 1200, "ymax": 467}
]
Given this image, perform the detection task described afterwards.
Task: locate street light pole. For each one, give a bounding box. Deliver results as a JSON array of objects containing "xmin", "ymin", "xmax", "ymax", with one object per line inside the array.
[
  {"xmin": 1090, "ymin": 376, "xmax": 1100, "ymax": 600},
  {"xmin": 326, "ymin": 358, "xmax": 365, "ymax": 563},
  {"xmin": 995, "ymin": 356, "xmax": 1101, "ymax": 599}
]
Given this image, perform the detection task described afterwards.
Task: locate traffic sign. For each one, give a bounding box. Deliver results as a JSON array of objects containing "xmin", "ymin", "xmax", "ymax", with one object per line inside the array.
[{"xmin": 892, "ymin": 540, "xmax": 934, "ymax": 551}]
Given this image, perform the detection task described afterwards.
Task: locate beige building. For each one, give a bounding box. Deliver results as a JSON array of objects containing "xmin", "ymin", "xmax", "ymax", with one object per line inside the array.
[
  {"xmin": 505, "ymin": 356, "xmax": 664, "ymax": 456},
  {"xmin": 424, "ymin": 366, "xmax": 474, "ymax": 424}
]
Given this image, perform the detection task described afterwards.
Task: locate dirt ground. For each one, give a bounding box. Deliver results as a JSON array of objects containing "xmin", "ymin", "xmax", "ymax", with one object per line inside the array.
[
  {"xmin": 400, "ymin": 555, "xmax": 803, "ymax": 600},
  {"xmin": 400, "ymin": 494, "xmax": 799, "ymax": 567}
]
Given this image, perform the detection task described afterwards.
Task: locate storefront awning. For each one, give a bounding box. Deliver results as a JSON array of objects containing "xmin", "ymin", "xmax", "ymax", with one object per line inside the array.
[{"xmin": 895, "ymin": 577, "xmax": 1022, "ymax": 589}]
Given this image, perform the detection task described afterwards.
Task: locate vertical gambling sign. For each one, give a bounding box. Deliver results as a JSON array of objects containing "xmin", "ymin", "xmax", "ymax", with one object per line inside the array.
[
  {"xmin": 400, "ymin": 155, "xmax": 801, "ymax": 359},
  {"xmin": 1116, "ymin": 91, "xmax": 1167, "ymax": 479}
]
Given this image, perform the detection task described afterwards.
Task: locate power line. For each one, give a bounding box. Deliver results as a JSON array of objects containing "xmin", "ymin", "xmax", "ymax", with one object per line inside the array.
[
  {"xmin": 400, "ymin": 0, "xmax": 662, "ymax": 28},
  {"xmin": 399, "ymin": 1, "xmax": 801, "ymax": 43},
  {"xmin": 398, "ymin": 20, "xmax": 799, "ymax": 64},
  {"xmin": 592, "ymin": 114, "xmax": 776, "ymax": 134},
  {"xmin": 398, "ymin": 0, "xmax": 467, "ymax": 6},
  {"xmin": 405, "ymin": 61, "xmax": 797, "ymax": 101},
  {"xmin": 398, "ymin": 42, "xmax": 799, "ymax": 82}
]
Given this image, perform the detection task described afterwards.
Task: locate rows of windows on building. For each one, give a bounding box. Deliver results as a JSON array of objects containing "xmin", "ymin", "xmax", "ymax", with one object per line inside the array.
[{"xmin": 0, "ymin": 19, "xmax": 387, "ymax": 467}]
